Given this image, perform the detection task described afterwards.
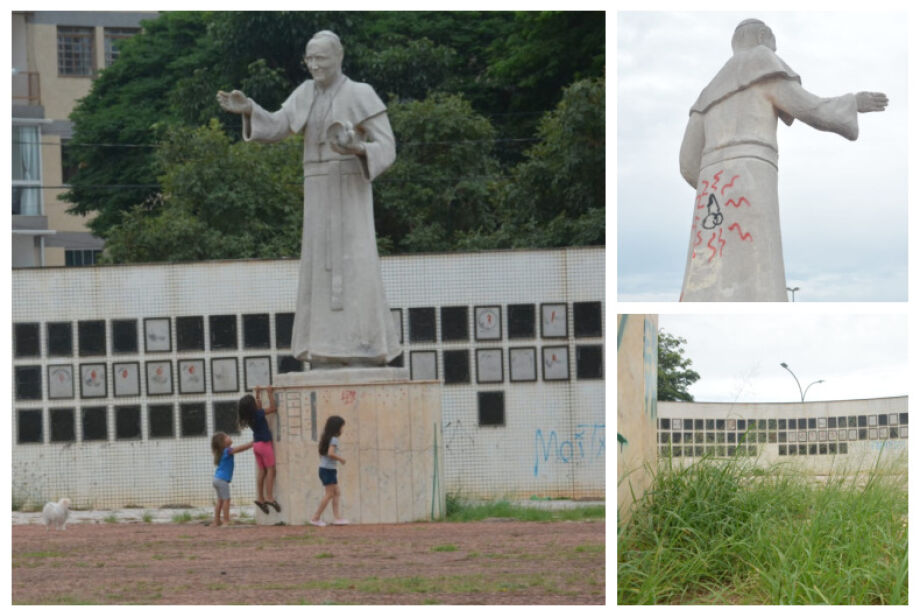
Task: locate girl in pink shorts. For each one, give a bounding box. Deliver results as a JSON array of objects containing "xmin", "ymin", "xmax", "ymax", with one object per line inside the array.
[{"xmin": 238, "ymin": 386, "xmax": 280, "ymax": 514}]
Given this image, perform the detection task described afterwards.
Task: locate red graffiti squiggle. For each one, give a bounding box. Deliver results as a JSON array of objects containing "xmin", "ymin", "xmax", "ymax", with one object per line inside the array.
[
  {"xmin": 707, "ymin": 232, "xmax": 717, "ymax": 262},
  {"xmin": 693, "ymin": 230, "xmax": 702, "ymax": 247},
  {"xmin": 725, "ymin": 197, "xmax": 751, "ymax": 208},
  {"xmin": 721, "ymin": 175, "xmax": 740, "ymax": 195},
  {"xmin": 728, "ymin": 223, "xmax": 753, "ymax": 241},
  {"xmin": 696, "ymin": 180, "xmax": 710, "ymax": 209},
  {"xmin": 718, "ymin": 228, "xmax": 726, "ymax": 257},
  {"xmin": 711, "ymin": 170, "xmax": 723, "ymax": 192}
]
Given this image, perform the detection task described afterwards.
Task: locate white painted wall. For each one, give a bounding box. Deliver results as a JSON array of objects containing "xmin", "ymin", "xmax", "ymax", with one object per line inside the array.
[{"xmin": 11, "ymin": 247, "xmax": 605, "ymax": 508}]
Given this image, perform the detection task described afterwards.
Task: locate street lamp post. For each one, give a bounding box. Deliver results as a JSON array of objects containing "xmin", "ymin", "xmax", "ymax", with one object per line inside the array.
[
  {"xmin": 780, "ymin": 362, "xmax": 824, "ymax": 402},
  {"xmin": 786, "ymin": 286, "xmax": 800, "ymax": 302}
]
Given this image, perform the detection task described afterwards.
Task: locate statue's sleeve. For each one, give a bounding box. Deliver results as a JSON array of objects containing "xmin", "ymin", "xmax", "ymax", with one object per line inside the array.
[
  {"xmin": 358, "ymin": 111, "xmax": 396, "ymax": 182},
  {"xmin": 769, "ymin": 80, "xmax": 859, "ymax": 141},
  {"xmin": 679, "ymin": 112, "xmax": 704, "ymax": 189},
  {"xmin": 242, "ymin": 97, "xmax": 295, "ymax": 143}
]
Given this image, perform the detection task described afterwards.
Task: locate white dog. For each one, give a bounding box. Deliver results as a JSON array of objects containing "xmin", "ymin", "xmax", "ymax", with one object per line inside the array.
[{"xmin": 42, "ymin": 498, "xmax": 71, "ymax": 530}]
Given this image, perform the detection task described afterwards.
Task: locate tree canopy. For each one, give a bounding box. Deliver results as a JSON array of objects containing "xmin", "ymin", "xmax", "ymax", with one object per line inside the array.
[
  {"xmin": 658, "ymin": 329, "xmax": 701, "ymax": 402},
  {"xmin": 63, "ymin": 11, "xmax": 605, "ymax": 262}
]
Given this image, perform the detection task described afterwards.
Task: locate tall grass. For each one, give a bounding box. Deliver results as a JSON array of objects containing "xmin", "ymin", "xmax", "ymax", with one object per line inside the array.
[{"xmin": 618, "ymin": 453, "xmax": 907, "ymax": 604}]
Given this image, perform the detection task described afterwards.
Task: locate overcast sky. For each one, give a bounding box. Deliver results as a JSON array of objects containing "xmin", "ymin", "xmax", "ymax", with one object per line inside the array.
[
  {"xmin": 657, "ymin": 312, "xmax": 908, "ymax": 403},
  {"xmin": 617, "ymin": 11, "xmax": 908, "ymax": 301}
]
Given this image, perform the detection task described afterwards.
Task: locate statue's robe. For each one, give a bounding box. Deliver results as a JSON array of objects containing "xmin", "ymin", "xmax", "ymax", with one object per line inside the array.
[
  {"xmin": 678, "ymin": 45, "xmax": 860, "ymax": 301},
  {"xmin": 243, "ymin": 75, "xmax": 401, "ymax": 364}
]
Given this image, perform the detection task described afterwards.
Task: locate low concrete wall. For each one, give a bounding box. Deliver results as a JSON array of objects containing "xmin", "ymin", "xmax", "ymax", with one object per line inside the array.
[
  {"xmin": 616, "ymin": 314, "xmax": 658, "ymax": 523},
  {"xmin": 657, "ymin": 397, "xmax": 908, "ymax": 476}
]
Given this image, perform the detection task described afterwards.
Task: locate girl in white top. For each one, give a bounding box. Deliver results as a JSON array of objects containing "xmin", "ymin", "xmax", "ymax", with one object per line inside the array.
[{"xmin": 311, "ymin": 415, "xmax": 349, "ymax": 526}]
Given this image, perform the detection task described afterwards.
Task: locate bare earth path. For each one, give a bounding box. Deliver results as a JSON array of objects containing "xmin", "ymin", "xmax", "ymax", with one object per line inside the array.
[{"xmin": 12, "ymin": 520, "xmax": 605, "ymax": 604}]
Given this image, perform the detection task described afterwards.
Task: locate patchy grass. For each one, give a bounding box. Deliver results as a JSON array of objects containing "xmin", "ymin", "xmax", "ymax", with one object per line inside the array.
[
  {"xmin": 431, "ymin": 544, "xmax": 458, "ymax": 552},
  {"xmin": 444, "ymin": 497, "xmax": 604, "ymax": 522},
  {"xmin": 618, "ymin": 452, "xmax": 908, "ymax": 605},
  {"xmin": 103, "ymin": 514, "xmax": 119, "ymax": 524},
  {"xmin": 262, "ymin": 572, "xmax": 565, "ymax": 595},
  {"xmin": 171, "ymin": 512, "xmax": 193, "ymax": 524}
]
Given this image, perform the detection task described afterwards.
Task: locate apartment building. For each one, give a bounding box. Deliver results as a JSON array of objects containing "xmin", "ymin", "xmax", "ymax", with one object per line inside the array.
[{"xmin": 12, "ymin": 11, "xmax": 158, "ymax": 267}]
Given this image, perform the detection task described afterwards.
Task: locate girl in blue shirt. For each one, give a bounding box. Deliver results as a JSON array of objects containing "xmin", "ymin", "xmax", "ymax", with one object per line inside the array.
[
  {"xmin": 310, "ymin": 415, "xmax": 348, "ymax": 526},
  {"xmin": 210, "ymin": 431, "xmax": 253, "ymax": 527}
]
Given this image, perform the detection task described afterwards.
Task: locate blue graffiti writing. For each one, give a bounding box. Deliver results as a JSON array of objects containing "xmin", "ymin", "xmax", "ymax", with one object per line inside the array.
[{"xmin": 534, "ymin": 424, "xmax": 605, "ymax": 476}]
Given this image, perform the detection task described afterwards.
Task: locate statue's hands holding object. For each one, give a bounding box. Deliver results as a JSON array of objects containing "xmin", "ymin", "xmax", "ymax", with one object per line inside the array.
[
  {"xmin": 216, "ymin": 90, "xmax": 253, "ymax": 115},
  {"xmin": 328, "ymin": 121, "xmax": 366, "ymax": 156},
  {"xmin": 856, "ymin": 91, "xmax": 888, "ymax": 113}
]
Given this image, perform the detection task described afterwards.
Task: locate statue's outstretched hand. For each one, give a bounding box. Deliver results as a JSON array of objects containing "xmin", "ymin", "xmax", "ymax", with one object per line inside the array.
[
  {"xmin": 216, "ymin": 90, "xmax": 252, "ymax": 115},
  {"xmin": 856, "ymin": 91, "xmax": 888, "ymax": 113}
]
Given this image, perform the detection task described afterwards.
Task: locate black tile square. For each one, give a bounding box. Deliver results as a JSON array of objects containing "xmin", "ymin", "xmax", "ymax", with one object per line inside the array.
[
  {"xmin": 573, "ymin": 301, "xmax": 602, "ymax": 338},
  {"xmin": 727, "ymin": 446, "xmax": 736, "ymax": 457},
  {"xmin": 508, "ymin": 304, "xmax": 536, "ymax": 339},
  {"xmin": 82, "ymin": 406, "xmax": 108, "ymax": 441},
  {"xmin": 209, "ymin": 315, "xmax": 238, "ymax": 350},
  {"xmin": 858, "ymin": 429, "xmax": 867, "ymax": 440},
  {"xmin": 808, "ymin": 418, "xmax": 816, "ymax": 429},
  {"xmin": 807, "ymin": 444, "xmax": 816, "ymax": 455},
  {"xmin": 778, "ymin": 444, "xmax": 787, "ymax": 455},
  {"xmin": 408, "ymin": 307, "xmax": 436, "ymax": 343},
  {"xmin": 673, "ymin": 432, "xmax": 682, "ymax": 444},
  {"xmin": 890, "ymin": 427, "xmax": 899, "ymax": 439},
  {"xmin": 695, "ymin": 446, "xmax": 704, "ymax": 457},
  {"xmin": 694, "ymin": 432, "xmax": 704, "ymax": 443},
  {"xmin": 727, "ymin": 432, "xmax": 735, "ymax": 443},
  {"xmin": 243, "ymin": 314, "xmax": 271, "ymax": 349},
  {"xmin": 706, "ymin": 432, "xmax": 715, "ymax": 443},
  {"xmin": 799, "ymin": 445, "xmax": 808, "ymax": 455},
  {"xmin": 828, "ymin": 417, "xmax": 837, "ymax": 428},
  {"xmin": 878, "ymin": 414, "xmax": 888, "ymax": 426},
  {"xmin": 778, "ymin": 432, "xmax": 787, "ymax": 443},
  {"xmin": 716, "ymin": 419, "xmax": 725, "ymax": 430},
  {"xmin": 899, "ymin": 413, "xmax": 908, "ymax": 425},
  {"xmin": 115, "ymin": 405, "xmax": 141, "ymax": 440},
  {"xmin": 111, "ymin": 319, "xmax": 138, "ymax": 354},
  {"xmin": 659, "ymin": 418, "xmax": 670, "ymax": 430},
  {"xmin": 50, "ymin": 408, "xmax": 76, "ymax": 442},
  {"xmin": 695, "ymin": 419, "xmax": 704, "ymax": 430},
  {"xmin": 213, "ymin": 401, "xmax": 240, "ymax": 435},
  {"xmin": 848, "ymin": 416, "xmax": 857, "ymax": 427},
  {"xmin": 275, "ymin": 313, "xmax": 294, "ymax": 349},
  {"xmin": 758, "ymin": 419, "xmax": 767, "ymax": 430},
  {"xmin": 768, "ymin": 419, "xmax": 777, "ymax": 430},
  {"xmin": 828, "ymin": 443, "xmax": 837, "ymax": 454},
  {"xmin": 706, "ymin": 419, "xmax": 715, "ymax": 430},
  {"xmin": 575, "ymin": 345, "xmax": 603, "ymax": 379},
  {"xmin": 180, "ymin": 402, "xmax": 207, "ymax": 437},
  {"xmin": 737, "ymin": 420, "xmax": 746, "ymax": 431},
  {"xmin": 47, "ymin": 322, "xmax": 73, "ymax": 356},
  {"xmin": 839, "ymin": 443, "xmax": 848, "ymax": 454},
  {"xmin": 858, "ymin": 415, "xmax": 867, "ymax": 427},
  {"xmin": 768, "ymin": 432, "xmax": 777, "ymax": 443},
  {"xmin": 705, "ymin": 446, "xmax": 714, "ymax": 456},
  {"xmin": 787, "ymin": 444, "xmax": 796, "ymax": 456},
  {"xmin": 440, "ymin": 306, "xmax": 469, "ymax": 342},
  {"xmin": 15, "ymin": 366, "xmax": 42, "ymax": 400},
  {"xmin": 443, "ymin": 349, "xmax": 470, "ymax": 384},
  {"xmin": 819, "ymin": 443, "xmax": 827, "ymax": 455},
  {"xmin": 177, "ymin": 316, "xmax": 205, "ymax": 351},
  {"xmin": 778, "ymin": 419, "xmax": 787, "ymax": 430},
  {"xmin": 758, "ymin": 432, "xmax": 767, "ymax": 443},
  {"xmin": 673, "ymin": 446, "xmax": 682, "ymax": 458},
  {"xmin": 278, "ymin": 355, "xmax": 304, "ymax": 374},
  {"xmin": 148, "ymin": 404, "xmax": 174, "ymax": 439},
  {"xmin": 478, "ymin": 391, "xmax": 504, "ymax": 426},
  {"xmin": 17, "ymin": 409, "xmax": 43, "ymax": 443},
  {"xmin": 798, "ymin": 418, "xmax": 807, "ymax": 429},
  {"xmin": 14, "ymin": 323, "xmax": 40, "ymax": 357},
  {"xmin": 78, "ymin": 320, "xmax": 106, "ymax": 356},
  {"xmin": 659, "ymin": 432, "xmax": 670, "ymax": 443}
]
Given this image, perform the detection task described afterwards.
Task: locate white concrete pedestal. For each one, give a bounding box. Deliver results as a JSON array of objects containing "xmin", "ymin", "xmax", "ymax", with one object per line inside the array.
[{"xmin": 256, "ymin": 368, "xmax": 445, "ymax": 525}]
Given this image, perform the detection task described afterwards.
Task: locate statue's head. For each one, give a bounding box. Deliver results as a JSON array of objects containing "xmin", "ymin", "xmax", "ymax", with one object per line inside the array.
[
  {"xmin": 731, "ymin": 19, "xmax": 776, "ymax": 53},
  {"xmin": 305, "ymin": 30, "xmax": 344, "ymax": 87}
]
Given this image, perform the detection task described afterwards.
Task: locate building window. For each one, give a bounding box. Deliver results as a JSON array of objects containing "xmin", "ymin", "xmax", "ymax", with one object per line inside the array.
[
  {"xmin": 12, "ymin": 125, "xmax": 42, "ymax": 216},
  {"xmin": 104, "ymin": 27, "xmax": 139, "ymax": 67},
  {"xmin": 57, "ymin": 26, "xmax": 95, "ymax": 76},
  {"xmin": 65, "ymin": 249, "xmax": 102, "ymax": 267}
]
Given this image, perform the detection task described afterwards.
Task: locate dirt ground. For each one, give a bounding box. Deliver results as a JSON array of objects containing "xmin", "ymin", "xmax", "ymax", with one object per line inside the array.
[{"xmin": 12, "ymin": 519, "xmax": 605, "ymax": 604}]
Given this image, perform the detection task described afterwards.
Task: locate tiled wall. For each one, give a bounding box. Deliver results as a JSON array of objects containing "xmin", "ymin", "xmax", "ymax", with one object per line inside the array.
[
  {"xmin": 11, "ymin": 247, "xmax": 605, "ymax": 508},
  {"xmin": 657, "ymin": 398, "xmax": 908, "ymax": 473}
]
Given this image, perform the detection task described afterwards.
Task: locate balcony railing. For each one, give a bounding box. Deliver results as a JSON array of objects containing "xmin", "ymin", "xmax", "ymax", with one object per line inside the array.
[{"xmin": 12, "ymin": 71, "xmax": 40, "ymax": 106}]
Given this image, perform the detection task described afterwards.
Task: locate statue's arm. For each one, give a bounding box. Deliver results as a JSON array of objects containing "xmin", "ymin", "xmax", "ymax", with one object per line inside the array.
[
  {"xmin": 679, "ymin": 112, "xmax": 704, "ymax": 189},
  {"xmin": 356, "ymin": 112, "xmax": 396, "ymax": 182},
  {"xmin": 218, "ymin": 88, "xmax": 294, "ymax": 143},
  {"xmin": 769, "ymin": 80, "xmax": 860, "ymax": 141}
]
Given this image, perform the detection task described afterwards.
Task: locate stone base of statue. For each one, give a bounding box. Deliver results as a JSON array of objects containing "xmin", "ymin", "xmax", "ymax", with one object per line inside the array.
[{"xmin": 255, "ymin": 368, "xmax": 445, "ymax": 525}]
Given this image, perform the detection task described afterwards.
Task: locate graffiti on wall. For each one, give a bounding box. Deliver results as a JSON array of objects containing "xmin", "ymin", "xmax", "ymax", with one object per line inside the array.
[
  {"xmin": 534, "ymin": 424, "xmax": 605, "ymax": 477},
  {"xmin": 643, "ymin": 318, "xmax": 657, "ymax": 420}
]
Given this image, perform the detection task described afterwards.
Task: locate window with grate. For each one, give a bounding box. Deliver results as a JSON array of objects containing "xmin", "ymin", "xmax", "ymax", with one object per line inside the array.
[{"xmin": 57, "ymin": 26, "xmax": 94, "ymax": 75}]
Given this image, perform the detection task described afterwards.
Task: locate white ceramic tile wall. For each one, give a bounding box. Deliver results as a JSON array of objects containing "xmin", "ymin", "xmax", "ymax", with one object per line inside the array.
[{"xmin": 12, "ymin": 247, "xmax": 605, "ymax": 508}]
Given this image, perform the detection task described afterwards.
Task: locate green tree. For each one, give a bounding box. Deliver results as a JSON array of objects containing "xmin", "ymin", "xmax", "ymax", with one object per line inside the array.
[
  {"xmin": 375, "ymin": 93, "xmax": 502, "ymax": 253},
  {"xmin": 657, "ymin": 329, "xmax": 700, "ymax": 402},
  {"xmin": 101, "ymin": 121, "xmax": 303, "ymax": 263}
]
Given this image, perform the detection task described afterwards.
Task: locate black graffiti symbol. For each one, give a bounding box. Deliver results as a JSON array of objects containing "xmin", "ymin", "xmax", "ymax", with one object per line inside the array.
[{"xmin": 701, "ymin": 193, "xmax": 724, "ymax": 229}]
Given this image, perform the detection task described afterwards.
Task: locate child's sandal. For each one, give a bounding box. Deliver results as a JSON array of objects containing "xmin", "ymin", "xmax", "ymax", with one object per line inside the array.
[
  {"xmin": 254, "ymin": 501, "xmax": 270, "ymax": 514},
  {"xmin": 268, "ymin": 500, "xmax": 281, "ymax": 513}
]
